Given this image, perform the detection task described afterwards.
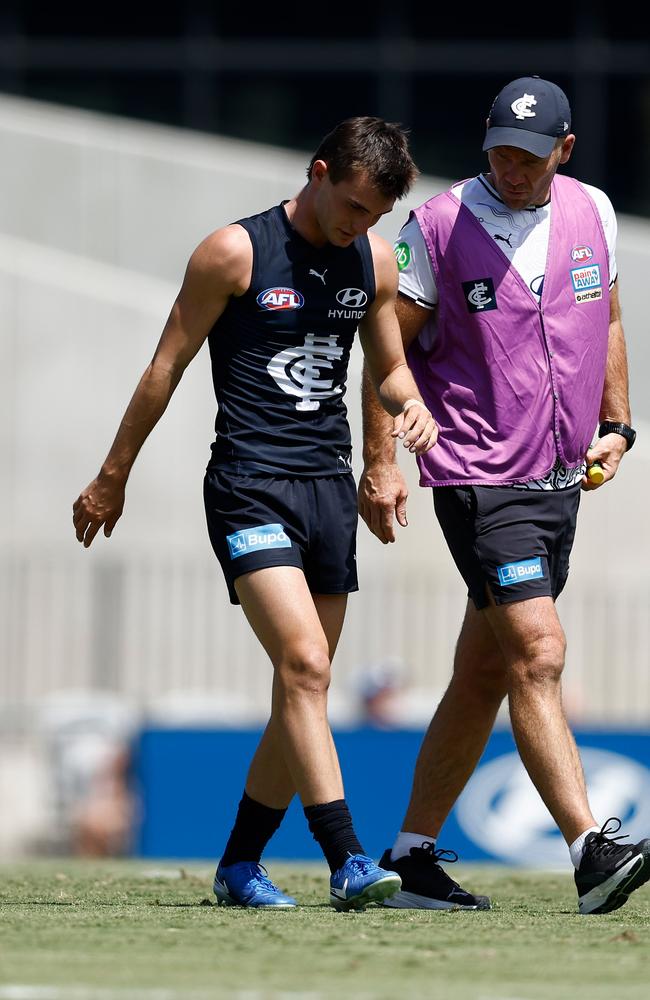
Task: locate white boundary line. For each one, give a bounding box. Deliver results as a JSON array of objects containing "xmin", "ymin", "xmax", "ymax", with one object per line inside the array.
[{"xmin": 0, "ymin": 990, "xmax": 326, "ymax": 1000}]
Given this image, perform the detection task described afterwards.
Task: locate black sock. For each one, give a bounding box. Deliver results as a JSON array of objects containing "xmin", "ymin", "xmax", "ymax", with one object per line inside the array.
[
  {"xmin": 219, "ymin": 791, "xmax": 287, "ymax": 867},
  {"xmin": 304, "ymin": 799, "xmax": 365, "ymax": 873}
]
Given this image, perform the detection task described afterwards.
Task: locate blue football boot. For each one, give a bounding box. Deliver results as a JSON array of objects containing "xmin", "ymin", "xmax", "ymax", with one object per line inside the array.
[
  {"xmin": 329, "ymin": 853, "xmax": 401, "ymax": 911},
  {"xmin": 213, "ymin": 861, "xmax": 297, "ymax": 908}
]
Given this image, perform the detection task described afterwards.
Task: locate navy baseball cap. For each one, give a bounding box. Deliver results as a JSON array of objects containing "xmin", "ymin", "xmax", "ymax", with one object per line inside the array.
[{"xmin": 483, "ymin": 76, "xmax": 571, "ymax": 158}]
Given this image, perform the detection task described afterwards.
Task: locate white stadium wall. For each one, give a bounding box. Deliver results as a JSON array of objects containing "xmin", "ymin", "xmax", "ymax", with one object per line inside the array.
[{"xmin": 2, "ymin": 93, "xmax": 650, "ymax": 739}]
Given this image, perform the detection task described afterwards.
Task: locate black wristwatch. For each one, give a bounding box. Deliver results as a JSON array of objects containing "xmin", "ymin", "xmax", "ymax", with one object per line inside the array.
[{"xmin": 598, "ymin": 421, "xmax": 636, "ymax": 452}]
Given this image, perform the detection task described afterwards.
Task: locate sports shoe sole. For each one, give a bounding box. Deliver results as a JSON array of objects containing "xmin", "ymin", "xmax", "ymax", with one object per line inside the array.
[
  {"xmin": 213, "ymin": 879, "xmax": 296, "ymax": 909},
  {"xmin": 330, "ymin": 873, "xmax": 402, "ymax": 912},
  {"xmin": 578, "ymin": 851, "xmax": 650, "ymax": 915},
  {"xmin": 383, "ymin": 890, "xmax": 491, "ymax": 911}
]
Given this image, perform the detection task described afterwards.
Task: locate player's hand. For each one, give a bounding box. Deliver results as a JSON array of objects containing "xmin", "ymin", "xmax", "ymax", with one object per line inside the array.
[
  {"xmin": 73, "ymin": 472, "xmax": 125, "ymax": 547},
  {"xmin": 581, "ymin": 434, "xmax": 627, "ymax": 491},
  {"xmin": 391, "ymin": 399, "xmax": 438, "ymax": 455},
  {"xmin": 358, "ymin": 462, "xmax": 409, "ymax": 544}
]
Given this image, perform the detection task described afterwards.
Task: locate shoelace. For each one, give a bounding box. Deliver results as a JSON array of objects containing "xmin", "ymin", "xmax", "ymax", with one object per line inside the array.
[
  {"xmin": 239, "ymin": 862, "xmax": 278, "ymax": 891},
  {"xmin": 345, "ymin": 855, "xmax": 376, "ymax": 876},
  {"xmin": 416, "ymin": 841, "xmax": 459, "ymax": 866},
  {"xmin": 582, "ymin": 817, "xmax": 628, "ymax": 860}
]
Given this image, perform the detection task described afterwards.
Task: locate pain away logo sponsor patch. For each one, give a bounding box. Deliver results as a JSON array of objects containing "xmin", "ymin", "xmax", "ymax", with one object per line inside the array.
[{"xmin": 570, "ymin": 263, "xmax": 602, "ymax": 304}]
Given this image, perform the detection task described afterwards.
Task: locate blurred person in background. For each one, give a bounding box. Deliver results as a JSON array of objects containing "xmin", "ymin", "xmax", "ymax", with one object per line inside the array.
[
  {"xmin": 38, "ymin": 691, "xmax": 136, "ymax": 857},
  {"xmin": 355, "ymin": 659, "xmax": 407, "ymax": 729},
  {"xmin": 360, "ymin": 77, "xmax": 647, "ymax": 915},
  {"xmin": 73, "ymin": 117, "xmax": 437, "ymax": 910}
]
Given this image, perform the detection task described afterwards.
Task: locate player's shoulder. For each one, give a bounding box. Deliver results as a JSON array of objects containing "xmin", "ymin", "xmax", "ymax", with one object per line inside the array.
[
  {"xmin": 576, "ymin": 180, "xmax": 616, "ymax": 219},
  {"xmin": 367, "ymin": 231, "xmax": 399, "ymax": 295},
  {"xmin": 368, "ymin": 230, "xmax": 395, "ymax": 262},
  {"xmin": 194, "ymin": 223, "xmax": 252, "ymax": 266},
  {"xmin": 189, "ymin": 223, "xmax": 252, "ymax": 293}
]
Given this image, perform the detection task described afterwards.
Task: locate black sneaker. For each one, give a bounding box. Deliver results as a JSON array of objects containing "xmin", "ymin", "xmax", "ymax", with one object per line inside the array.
[
  {"xmin": 379, "ymin": 842, "xmax": 491, "ymax": 910},
  {"xmin": 575, "ymin": 817, "xmax": 650, "ymax": 914}
]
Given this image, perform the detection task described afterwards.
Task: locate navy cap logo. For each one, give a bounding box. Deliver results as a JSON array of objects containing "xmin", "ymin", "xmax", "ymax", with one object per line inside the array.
[{"xmin": 511, "ymin": 93, "xmax": 537, "ymax": 120}]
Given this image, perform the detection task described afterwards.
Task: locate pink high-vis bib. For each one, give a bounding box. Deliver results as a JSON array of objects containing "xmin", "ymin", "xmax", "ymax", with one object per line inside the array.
[{"xmin": 409, "ymin": 174, "xmax": 610, "ymax": 486}]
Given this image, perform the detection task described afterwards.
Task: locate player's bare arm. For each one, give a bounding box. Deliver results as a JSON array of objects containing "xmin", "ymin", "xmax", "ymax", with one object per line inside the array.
[
  {"xmin": 73, "ymin": 225, "xmax": 252, "ymax": 547},
  {"xmin": 359, "ymin": 289, "xmax": 434, "ymax": 543},
  {"xmin": 359, "ymin": 235, "xmax": 437, "ymax": 456},
  {"xmin": 583, "ymin": 280, "xmax": 631, "ymax": 490}
]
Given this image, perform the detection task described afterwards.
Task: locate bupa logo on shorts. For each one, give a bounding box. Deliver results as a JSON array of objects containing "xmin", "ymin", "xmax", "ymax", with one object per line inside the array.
[
  {"xmin": 571, "ymin": 245, "xmax": 593, "ymax": 264},
  {"xmin": 257, "ymin": 287, "xmax": 304, "ymax": 311},
  {"xmin": 226, "ymin": 523, "xmax": 292, "ymax": 560},
  {"xmin": 462, "ymin": 277, "xmax": 498, "ymax": 313},
  {"xmin": 570, "ymin": 264, "xmax": 602, "ymax": 304},
  {"xmin": 497, "ymin": 557, "xmax": 544, "ymax": 586}
]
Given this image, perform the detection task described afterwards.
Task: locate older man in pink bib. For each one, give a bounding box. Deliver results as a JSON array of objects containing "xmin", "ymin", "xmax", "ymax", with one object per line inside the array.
[{"xmin": 361, "ymin": 76, "xmax": 646, "ymax": 915}]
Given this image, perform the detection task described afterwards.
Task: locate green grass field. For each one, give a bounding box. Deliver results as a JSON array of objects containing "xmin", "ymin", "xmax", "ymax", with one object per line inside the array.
[{"xmin": 1, "ymin": 860, "xmax": 649, "ymax": 1000}]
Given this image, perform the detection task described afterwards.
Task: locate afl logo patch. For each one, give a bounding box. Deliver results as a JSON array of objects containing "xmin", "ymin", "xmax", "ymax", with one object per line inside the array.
[
  {"xmin": 257, "ymin": 287, "xmax": 304, "ymax": 311},
  {"xmin": 571, "ymin": 245, "xmax": 593, "ymax": 264},
  {"xmin": 335, "ymin": 287, "xmax": 368, "ymax": 308}
]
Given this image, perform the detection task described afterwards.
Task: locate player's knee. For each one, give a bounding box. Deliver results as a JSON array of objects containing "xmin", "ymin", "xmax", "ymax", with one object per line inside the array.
[
  {"xmin": 509, "ymin": 633, "xmax": 566, "ymax": 688},
  {"xmin": 276, "ymin": 645, "xmax": 332, "ymax": 697}
]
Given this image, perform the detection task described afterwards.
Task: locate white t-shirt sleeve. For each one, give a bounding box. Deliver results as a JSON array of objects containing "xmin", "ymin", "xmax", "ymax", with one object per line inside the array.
[
  {"xmin": 581, "ymin": 182, "xmax": 618, "ymax": 287},
  {"xmin": 394, "ymin": 216, "xmax": 438, "ymax": 308}
]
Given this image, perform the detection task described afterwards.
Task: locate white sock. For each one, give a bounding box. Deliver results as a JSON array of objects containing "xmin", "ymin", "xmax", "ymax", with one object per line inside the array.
[
  {"xmin": 391, "ymin": 831, "xmax": 436, "ymax": 861},
  {"xmin": 569, "ymin": 826, "xmax": 600, "ymax": 869}
]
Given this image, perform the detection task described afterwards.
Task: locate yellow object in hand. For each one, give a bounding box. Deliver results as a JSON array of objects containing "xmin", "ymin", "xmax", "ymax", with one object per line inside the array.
[{"xmin": 587, "ymin": 461, "xmax": 605, "ymax": 485}]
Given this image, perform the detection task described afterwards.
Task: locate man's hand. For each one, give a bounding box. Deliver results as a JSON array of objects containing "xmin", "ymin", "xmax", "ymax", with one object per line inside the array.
[
  {"xmin": 358, "ymin": 462, "xmax": 409, "ymax": 544},
  {"xmin": 73, "ymin": 471, "xmax": 126, "ymax": 548},
  {"xmin": 582, "ymin": 433, "xmax": 627, "ymax": 491},
  {"xmin": 391, "ymin": 399, "xmax": 438, "ymax": 455}
]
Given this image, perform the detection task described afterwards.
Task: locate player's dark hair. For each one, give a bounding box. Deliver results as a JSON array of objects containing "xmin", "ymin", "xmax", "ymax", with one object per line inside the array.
[{"xmin": 307, "ymin": 117, "xmax": 418, "ymax": 200}]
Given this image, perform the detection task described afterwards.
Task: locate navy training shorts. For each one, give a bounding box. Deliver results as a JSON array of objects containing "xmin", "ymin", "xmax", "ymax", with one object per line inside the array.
[
  {"xmin": 432, "ymin": 483, "xmax": 581, "ymax": 610},
  {"xmin": 203, "ymin": 469, "xmax": 359, "ymax": 605}
]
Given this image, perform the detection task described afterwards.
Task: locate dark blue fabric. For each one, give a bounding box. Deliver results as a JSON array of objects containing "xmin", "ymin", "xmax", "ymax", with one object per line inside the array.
[{"xmin": 207, "ymin": 203, "xmax": 375, "ymax": 476}]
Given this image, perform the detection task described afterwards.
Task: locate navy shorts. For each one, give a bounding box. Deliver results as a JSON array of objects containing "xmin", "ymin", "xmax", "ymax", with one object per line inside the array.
[
  {"xmin": 203, "ymin": 469, "xmax": 359, "ymax": 604},
  {"xmin": 432, "ymin": 484, "xmax": 581, "ymax": 610}
]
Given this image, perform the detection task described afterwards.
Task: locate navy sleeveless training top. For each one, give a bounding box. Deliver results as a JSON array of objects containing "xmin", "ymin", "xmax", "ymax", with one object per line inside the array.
[{"xmin": 206, "ymin": 203, "xmax": 376, "ymax": 476}]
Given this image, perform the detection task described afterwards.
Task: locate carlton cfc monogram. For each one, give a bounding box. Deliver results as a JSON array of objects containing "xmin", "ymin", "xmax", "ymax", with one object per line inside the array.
[
  {"xmin": 266, "ymin": 333, "xmax": 345, "ymax": 411},
  {"xmin": 462, "ymin": 277, "xmax": 498, "ymax": 313}
]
